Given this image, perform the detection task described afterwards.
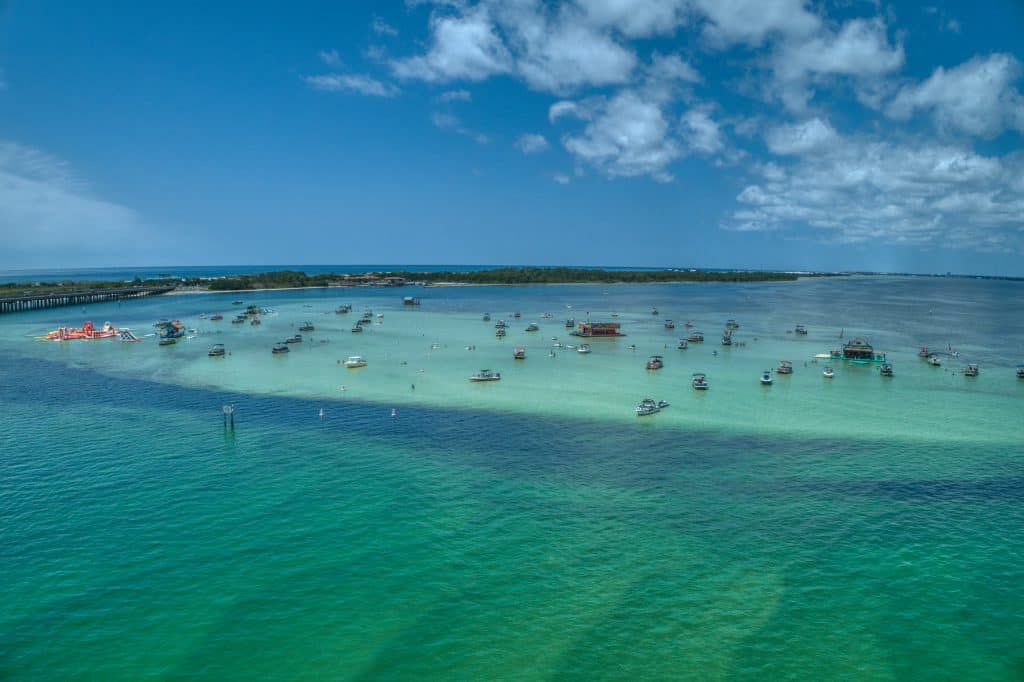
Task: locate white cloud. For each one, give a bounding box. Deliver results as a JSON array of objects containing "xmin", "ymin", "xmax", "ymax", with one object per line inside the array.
[
  {"xmin": 552, "ymin": 172, "xmax": 571, "ymax": 184},
  {"xmin": 391, "ymin": 5, "xmax": 513, "ymax": 82},
  {"xmin": 372, "ymin": 17, "xmax": 399, "ymax": 37},
  {"xmin": 304, "ymin": 73, "xmax": 400, "ymax": 97},
  {"xmin": 647, "ymin": 52, "xmax": 701, "ymax": 84},
  {"xmin": 765, "ymin": 117, "xmax": 837, "ymax": 155},
  {"xmin": 886, "ymin": 53, "xmax": 1024, "ymax": 138},
  {"xmin": 576, "ymin": 0, "xmax": 689, "ymax": 38},
  {"xmin": 680, "ymin": 109, "xmax": 723, "ymax": 154},
  {"xmin": 559, "ymin": 90, "xmax": 680, "ymax": 181},
  {"xmin": 318, "ymin": 49, "xmax": 342, "ymax": 68},
  {"xmin": 516, "ymin": 133, "xmax": 550, "ymax": 154},
  {"xmin": 728, "ymin": 132, "xmax": 1024, "ymax": 251},
  {"xmin": 432, "ymin": 112, "xmax": 489, "ymax": 144},
  {"xmin": 0, "ymin": 141, "xmax": 151, "ymax": 259},
  {"xmin": 696, "ymin": 0, "xmax": 820, "ymax": 47},
  {"xmin": 437, "ymin": 89, "xmax": 472, "ymax": 102}
]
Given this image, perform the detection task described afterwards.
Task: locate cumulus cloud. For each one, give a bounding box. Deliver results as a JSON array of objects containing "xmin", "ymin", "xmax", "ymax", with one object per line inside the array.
[
  {"xmin": 680, "ymin": 109, "xmax": 723, "ymax": 154},
  {"xmin": 728, "ymin": 132, "xmax": 1024, "ymax": 251},
  {"xmin": 318, "ymin": 49, "xmax": 342, "ymax": 68},
  {"xmin": 772, "ymin": 17, "xmax": 904, "ymax": 111},
  {"xmin": 765, "ymin": 117, "xmax": 837, "ymax": 155},
  {"xmin": 516, "ymin": 133, "xmax": 550, "ymax": 154},
  {"xmin": 391, "ymin": 5, "xmax": 513, "ymax": 82},
  {"xmin": 886, "ymin": 53, "xmax": 1024, "ymax": 138},
  {"xmin": 552, "ymin": 172, "xmax": 571, "ymax": 184},
  {"xmin": 372, "ymin": 17, "xmax": 399, "ymax": 37},
  {"xmin": 0, "ymin": 141, "xmax": 154, "ymax": 260},
  {"xmin": 304, "ymin": 73, "xmax": 400, "ymax": 97},
  {"xmin": 577, "ymin": 0, "xmax": 689, "ymax": 38},
  {"xmin": 696, "ymin": 0, "xmax": 820, "ymax": 47},
  {"xmin": 437, "ymin": 89, "xmax": 472, "ymax": 102}
]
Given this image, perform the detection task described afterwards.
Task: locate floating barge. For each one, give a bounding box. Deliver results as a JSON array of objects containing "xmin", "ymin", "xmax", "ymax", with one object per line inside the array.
[{"xmin": 570, "ymin": 321, "xmax": 624, "ymax": 338}]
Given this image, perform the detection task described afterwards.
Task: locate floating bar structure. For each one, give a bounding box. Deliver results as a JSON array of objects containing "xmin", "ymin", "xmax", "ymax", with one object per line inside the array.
[
  {"xmin": 570, "ymin": 321, "xmax": 625, "ymax": 337},
  {"xmin": 0, "ymin": 285, "xmax": 174, "ymax": 315}
]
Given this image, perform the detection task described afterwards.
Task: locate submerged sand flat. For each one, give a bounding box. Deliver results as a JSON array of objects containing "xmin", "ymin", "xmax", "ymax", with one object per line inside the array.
[{"xmin": 3, "ymin": 276, "xmax": 1022, "ymax": 445}]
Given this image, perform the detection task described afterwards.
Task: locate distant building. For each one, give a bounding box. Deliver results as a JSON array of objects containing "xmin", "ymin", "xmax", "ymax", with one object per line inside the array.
[{"xmin": 842, "ymin": 337, "xmax": 874, "ymax": 359}]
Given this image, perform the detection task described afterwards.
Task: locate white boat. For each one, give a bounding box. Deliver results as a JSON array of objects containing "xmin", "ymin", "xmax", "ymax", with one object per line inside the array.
[
  {"xmin": 760, "ymin": 371, "xmax": 773, "ymax": 385},
  {"xmin": 928, "ymin": 354, "xmax": 942, "ymax": 366},
  {"xmin": 576, "ymin": 344, "xmax": 591, "ymax": 354},
  {"xmin": 635, "ymin": 398, "xmax": 660, "ymax": 416},
  {"xmin": 692, "ymin": 372, "xmax": 709, "ymax": 390},
  {"xmin": 344, "ymin": 356, "xmax": 367, "ymax": 368},
  {"xmin": 823, "ymin": 366, "xmax": 835, "ymax": 378},
  {"xmin": 964, "ymin": 363, "xmax": 979, "ymax": 377},
  {"xmin": 469, "ymin": 369, "xmax": 501, "ymax": 382},
  {"xmin": 677, "ymin": 339, "xmax": 688, "ymax": 350}
]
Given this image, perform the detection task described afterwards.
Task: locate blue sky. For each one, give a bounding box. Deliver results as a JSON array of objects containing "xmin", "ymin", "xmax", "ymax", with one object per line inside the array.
[{"xmin": 1, "ymin": 1, "xmax": 1022, "ymax": 274}]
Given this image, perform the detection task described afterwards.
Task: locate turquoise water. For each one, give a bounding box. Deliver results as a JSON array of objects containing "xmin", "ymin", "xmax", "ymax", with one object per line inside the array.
[{"xmin": 2, "ymin": 276, "xmax": 1023, "ymax": 679}]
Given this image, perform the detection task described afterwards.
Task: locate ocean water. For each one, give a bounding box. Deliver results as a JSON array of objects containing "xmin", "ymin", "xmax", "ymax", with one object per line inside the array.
[{"xmin": 2, "ymin": 276, "xmax": 1023, "ymax": 680}]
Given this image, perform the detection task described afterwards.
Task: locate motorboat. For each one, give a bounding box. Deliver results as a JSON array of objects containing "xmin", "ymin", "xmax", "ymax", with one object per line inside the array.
[
  {"xmin": 469, "ymin": 369, "xmax": 501, "ymax": 382},
  {"xmin": 823, "ymin": 366, "xmax": 835, "ymax": 378},
  {"xmin": 286, "ymin": 334, "xmax": 302, "ymax": 344},
  {"xmin": 245, "ymin": 305, "xmax": 260, "ymax": 316},
  {"xmin": 208, "ymin": 343, "xmax": 226, "ymax": 357},
  {"xmin": 776, "ymin": 360, "xmax": 793, "ymax": 374},
  {"xmin": 635, "ymin": 398, "xmax": 660, "ymax": 416},
  {"xmin": 495, "ymin": 320, "xmax": 507, "ymax": 328},
  {"xmin": 692, "ymin": 373, "xmax": 709, "ymax": 390},
  {"xmin": 513, "ymin": 345, "xmax": 526, "ymax": 359},
  {"xmin": 496, "ymin": 328, "xmax": 506, "ymax": 338},
  {"xmin": 964, "ymin": 363, "xmax": 979, "ymax": 377},
  {"xmin": 928, "ymin": 354, "xmax": 942, "ymax": 366},
  {"xmin": 725, "ymin": 319, "xmax": 739, "ymax": 329},
  {"xmin": 918, "ymin": 346, "xmax": 930, "ymax": 358},
  {"xmin": 525, "ymin": 323, "xmax": 539, "ymax": 332},
  {"xmin": 677, "ymin": 339, "xmax": 688, "ymax": 350},
  {"xmin": 513, "ymin": 311, "xmax": 521, "ymax": 319},
  {"xmin": 565, "ymin": 318, "xmax": 574, "ymax": 328},
  {"xmin": 577, "ymin": 344, "xmax": 591, "ymax": 354},
  {"xmin": 646, "ymin": 355, "xmax": 664, "ymax": 370},
  {"xmin": 250, "ymin": 316, "xmax": 261, "ymax": 326},
  {"xmin": 210, "ymin": 314, "xmax": 223, "ymax": 321},
  {"xmin": 231, "ymin": 315, "xmax": 246, "ymax": 324},
  {"xmin": 721, "ymin": 330, "xmax": 732, "ymax": 346},
  {"xmin": 880, "ymin": 363, "xmax": 894, "ymax": 377},
  {"xmin": 657, "ymin": 400, "xmax": 669, "ymax": 409},
  {"xmin": 158, "ymin": 337, "xmax": 177, "ymax": 346},
  {"xmin": 664, "ymin": 320, "xmax": 675, "ymax": 330},
  {"xmin": 344, "ymin": 356, "xmax": 367, "ymax": 368},
  {"xmin": 651, "ymin": 308, "xmax": 659, "ymax": 316},
  {"xmin": 1016, "ymin": 365, "xmax": 1024, "ymax": 379},
  {"xmin": 351, "ymin": 325, "xmax": 363, "ymax": 333},
  {"xmin": 482, "ymin": 313, "xmax": 491, "ymax": 322},
  {"xmin": 336, "ymin": 305, "xmax": 352, "ymax": 314},
  {"xmin": 299, "ymin": 322, "xmax": 315, "ymax": 332},
  {"xmin": 272, "ymin": 342, "xmax": 289, "ymax": 354},
  {"xmin": 232, "ymin": 300, "xmax": 244, "ymax": 305},
  {"xmin": 687, "ymin": 331, "xmax": 704, "ymax": 343},
  {"xmin": 760, "ymin": 371, "xmax": 773, "ymax": 385},
  {"xmin": 795, "ymin": 324, "xmax": 807, "ymax": 335},
  {"xmin": 684, "ymin": 320, "xmax": 693, "ymax": 328}
]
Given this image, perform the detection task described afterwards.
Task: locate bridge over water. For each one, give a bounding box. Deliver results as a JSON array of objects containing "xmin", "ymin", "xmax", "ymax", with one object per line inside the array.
[{"xmin": 0, "ymin": 285, "xmax": 176, "ymax": 315}]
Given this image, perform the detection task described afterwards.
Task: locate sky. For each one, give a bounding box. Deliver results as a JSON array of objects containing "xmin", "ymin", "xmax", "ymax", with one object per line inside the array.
[{"xmin": 0, "ymin": 1, "xmax": 1022, "ymax": 275}]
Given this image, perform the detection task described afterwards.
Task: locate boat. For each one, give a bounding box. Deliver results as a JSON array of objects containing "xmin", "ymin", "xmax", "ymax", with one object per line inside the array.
[
  {"xmin": 351, "ymin": 325, "xmax": 363, "ymax": 333},
  {"xmin": 158, "ymin": 337, "xmax": 177, "ymax": 346},
  {"xmin": 684, "ymin": 320, "xmax": 693, "ymax": 328},
  {"xmin": 651, "ymin": 308, "xmax": 659, "ymax": 315},
  {"xmin": 565, "ymin": 318, "xmax": 574, "ymax": 328},
  {"xmin": 285, "ymin": 334, "xmax": 302, "ymax": 344},
  {"xmin": 495, "ymin": 320, "xmax": 507, "ymax": 328},
  {"xmin": 208, "ymin": 343, "xmax": 226, "ymax": 357},
  {"xmin": 692, "ymin": 373, "xmax": 709, "ymax": 390},
  {"xmin": 664, "ymin": 320, "xmax": 675, "ymax": 330},
  {"xmin": 577, "ymin": 344, "xmax": 591, "ymax": 354},
  {"xmin": 918, "ymin": 346, "xmax": 930, "ymax": 358},
  {"xmin": 645, "ymin": 355, "xmax": 664, "ymax": 370},
  {"xmin": 469, "ymin": 369, "xmax": 501, "ymax": 382},
  {"xmin": 725, "ymin": 319, "xmax": 739, "ymax": 329},
  {"xmin": 272, "ymin": 342, "xmax": 289, "ymax": 354},
  {"xmin": 210, "ymin": 314, "xmax": 223, "ymax": 321},
  {"xmin": 496, "ymin": 328, "xmax": 506, "ymax": 338},
  {"xmin": 635, "ymin": 398, "xmax": 660, "ymax": 416},
  {"xmin": 795, "ymin": 324, "xmax": 807, "ymax": 335},
  {"xmin": 513, "ymin": 345, "xmax": 526, "ymax": 360},
  {"xmin": 231, "ymin": 315, "xmax": 246, "ymax": 324},
  {"xmin": 513, "ymin": 311, "xmax": 521, "ymax": 319},
  {"xmin": 362, "ymin": 311, "xmax": 373, "ymax": 321},
  {"xmin": 760, "ymin": 371, "xmax": 773, "ymax": 385},
  {"xmin": 1016, "ymin": 365, "xmax": 1024, "ymax": 379},
  {"xmin": 657, "ymin": 400, "xmax": 669, "ymax": 409},
  {"xmin": 928, "ymin": 354, "xmax": 942, "ymax": 366},
  {"xmin": 232, "ymin": 300, "xmax": 243, "ymax": 305},
  {"xmin": 964, "ymin": 363, "xmax": 979, "ymax": 377},
  {"xmin": 250, "ymin": 316, "xmax": 261, "ymax": 326},
  {"xmin": 298, "ymin": 322, "xmax": 314, "ymax": 332},
  {"xmin": 823, "ymin": 366, "xmax": 835, "ymax": 378},
  {"xmin": 776, "ymin": 360, "xmax": 793, "ymax": 374},
  {"xmin": 403, "ymin": 296, "xmax": 421, "ymax": 306},
  {"xmin": 525, "ymin": 323, "xmax": 539, "ymax": 332},
  {"xmin": 245, "ymin": 305, "xmax": 260, "ymax": 316},
  {"xmin": 571, "ymin": 321, "xmax": 625, "ymax": 338},
  {"xmin": 482, "ymin": 313, "xmax": 491, "ymax": 322},
  {"xmin": 335, "ymin": 305, "xmax": 352, "ymax": 314},
  {"xmin": 677, "ymin": 339, "xmax": 688, "ymax": 350},
  {"xmin": 344, "ymin": 356, "xmax": 367, "ymax": 368},
  {"xmin": 880, "ymin": 363, "xmax": 894, "ymax": 377},
  {"xmin": 687, "ymin": 331, "xmax": 704, "ymax": 343},
  {"xmin": 721, "ymin": 330, "xmax": 732, "ymax": 346}
]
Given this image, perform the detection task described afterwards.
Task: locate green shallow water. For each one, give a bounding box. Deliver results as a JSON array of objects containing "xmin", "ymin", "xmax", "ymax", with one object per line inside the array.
[{"xmin": 2, "ymin": 276, "xmax": 1023, "ymax": 679}]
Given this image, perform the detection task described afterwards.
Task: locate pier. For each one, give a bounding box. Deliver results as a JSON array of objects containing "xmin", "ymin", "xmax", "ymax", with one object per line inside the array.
[{"xmin": 0, "ymin": 285, "xmax": 175, "ymax": 315}]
